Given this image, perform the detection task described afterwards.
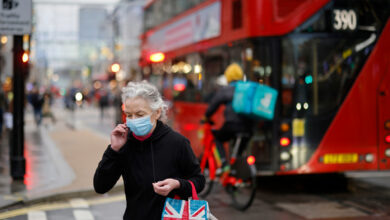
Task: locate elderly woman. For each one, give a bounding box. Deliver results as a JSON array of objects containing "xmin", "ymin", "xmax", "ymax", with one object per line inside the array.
[{"xmin": 93, "ymin": 81, "xmax": 205, "ymax": 220}]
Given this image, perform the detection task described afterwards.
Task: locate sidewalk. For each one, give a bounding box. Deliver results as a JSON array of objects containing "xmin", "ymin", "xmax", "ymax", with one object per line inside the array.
[{"xmin": 0, "ymin": 104, "xmax": 123, "ymax": 210}]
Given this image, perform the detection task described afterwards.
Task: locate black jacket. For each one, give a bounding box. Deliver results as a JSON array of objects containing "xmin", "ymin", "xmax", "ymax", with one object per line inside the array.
[
  {"xmin": 93, "ymin": 121, "xmax": 205, "ymax": 220},
  {"xmin": 205, "ymin": 84, "xmax": 253, "ymax": 127}
]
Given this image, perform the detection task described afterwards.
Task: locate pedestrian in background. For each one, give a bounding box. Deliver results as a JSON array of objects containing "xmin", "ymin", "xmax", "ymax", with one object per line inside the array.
[
  {"xmin": 28, "ymin": 87, "xmax": 44, "ymax": 126},
  {"xmin": 4, "ymin": 92, "xmax": 13, "ymax": 131},
  {"xmin": 42, "ymin": 92, "xmax": 56, "ymax": 125},
  {"xmin": 98, "ymin": 88, "xmax": 109, "ymax": 121},
  {"xmin": 94, "ymin": 81, "xmax": 205, "ymax": 220},
  {"xmin": 0, "ymin": 86, "xmax": 6, "ymax": 138}
]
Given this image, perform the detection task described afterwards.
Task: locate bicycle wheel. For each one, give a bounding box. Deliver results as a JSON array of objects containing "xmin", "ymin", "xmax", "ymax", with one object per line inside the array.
[
  {"xmin": 228, "ymin": 157, "xmax": 257, "ymax": 211},
  {"xmin": 199, "ymin": 167, "xmax": 214, "ymax": 198}
]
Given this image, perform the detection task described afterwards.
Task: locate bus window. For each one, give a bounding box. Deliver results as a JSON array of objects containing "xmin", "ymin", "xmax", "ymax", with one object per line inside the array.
[
  {"xmin": 281, "ymin": 0, "xmax": 390, "ymax": 119},
  {"xmin": 281, "ymin": 0, "xmax": 390, "ymax": 152},
  {"xmin": 251, "ymin": 39, "xmax": 275, "ymax": 86},
  {"xmin": 144, "ymin": 0, "xmax": 207, "ymax": 31}
]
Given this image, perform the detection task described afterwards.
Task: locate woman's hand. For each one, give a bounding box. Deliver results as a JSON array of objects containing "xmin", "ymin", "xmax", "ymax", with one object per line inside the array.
[
  {"xmin": 152, "ymin": 178, "xmax": 180, "ymax": 196},
  {"xmin": 110, "ymin": 124, "xmax": 129, "ymax": 152}
]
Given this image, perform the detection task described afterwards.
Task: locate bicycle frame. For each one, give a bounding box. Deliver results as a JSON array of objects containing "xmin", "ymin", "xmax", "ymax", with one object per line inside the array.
[
  {"xmin": 199, "ymin": 122, "xmax": 256, "ymax": 186},
  {"xmin": 199, "ymin": 122, "xmax": 258, "ymax": 211},
  {"xmin": 199, "ymin": 122, "xmax": 218, "ymax": 180}
]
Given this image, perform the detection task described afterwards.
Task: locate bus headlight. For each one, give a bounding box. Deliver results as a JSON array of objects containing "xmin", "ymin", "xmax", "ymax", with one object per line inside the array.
[
  {"xmin": 385, "ymin": 148, "xmax": 390, "ymax": 157},
  {"xmin": 365, "ymin": 154, "xmax": 374, "ymax": 162},
  {"xmin": 280, "ymin": 151, "xmax": 291, "ymax": 161}
]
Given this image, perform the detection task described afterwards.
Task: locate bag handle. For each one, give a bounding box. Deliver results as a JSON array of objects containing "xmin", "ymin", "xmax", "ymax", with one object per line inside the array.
[{"xmin": 188, "ymin": 180, "xmax": 199, "ymax": 200}]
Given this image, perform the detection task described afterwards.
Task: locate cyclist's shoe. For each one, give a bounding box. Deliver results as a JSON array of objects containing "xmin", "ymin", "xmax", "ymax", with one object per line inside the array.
[
  {"xmin": 222, "ymin": 164, "xmax": 230, "ymax": 173},
  {"xmin": 219, "ymin": 165, "xmax": 231, "ymax": 184},
  {"xmin": 215, "ymin": 164, "xmax": 230, "ymax": 176}
]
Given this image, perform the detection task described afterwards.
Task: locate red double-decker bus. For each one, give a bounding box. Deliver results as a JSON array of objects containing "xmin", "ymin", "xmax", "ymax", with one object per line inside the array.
[{"xmin": 140, "ymin": 0, "xmax": 390, "ymax": 175}]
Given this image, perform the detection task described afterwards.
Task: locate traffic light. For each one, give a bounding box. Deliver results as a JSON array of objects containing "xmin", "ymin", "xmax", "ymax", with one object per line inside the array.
[{"xmin": 22, "ymin": 51, "xmax": 29, "ymax": 63}]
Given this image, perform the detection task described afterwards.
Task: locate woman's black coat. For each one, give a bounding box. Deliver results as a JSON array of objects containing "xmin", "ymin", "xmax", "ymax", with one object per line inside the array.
[{"xmin": 94, "ymin": 121, "xmax": 205, "ymax": 220}]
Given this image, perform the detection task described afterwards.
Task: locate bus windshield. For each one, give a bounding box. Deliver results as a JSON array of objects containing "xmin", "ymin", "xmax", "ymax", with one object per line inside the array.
[{"xmin": 281, "ymin": 0, "xmax": 390, "ymax": 119}]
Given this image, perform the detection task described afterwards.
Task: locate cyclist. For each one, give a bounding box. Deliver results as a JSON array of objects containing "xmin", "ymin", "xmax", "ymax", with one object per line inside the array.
[{"xmin": 203, "ymin": 63, "xmax": 254, "ymax": 172}]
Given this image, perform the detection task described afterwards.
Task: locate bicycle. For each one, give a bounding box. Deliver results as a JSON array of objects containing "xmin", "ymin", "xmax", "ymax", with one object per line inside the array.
[{"xmin": 198, "ymin": 120, "xmax": 257, "ymax": 211}]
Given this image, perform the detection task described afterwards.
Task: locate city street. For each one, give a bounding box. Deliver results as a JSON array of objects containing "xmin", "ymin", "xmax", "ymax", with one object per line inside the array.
[
  {"xmin": 1, "ymin": 0, "xmax": 390, "ymax": 219},
  {"xmin": 1, "ymin": 172, "xmax": 390, "ymax": 219},
  {"xmin": 0, "ymin": 104, "xmax": 390, "ymax": 220}
]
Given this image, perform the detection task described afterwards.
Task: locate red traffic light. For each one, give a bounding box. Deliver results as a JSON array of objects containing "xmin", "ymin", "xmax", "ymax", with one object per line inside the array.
[
  {"xmin": 247, "ymin": 155, "xmax": 256, "ymax": 165},
  {"xmin": 280, "ymin": 137, "xmax": 291, "ymax": 147}
]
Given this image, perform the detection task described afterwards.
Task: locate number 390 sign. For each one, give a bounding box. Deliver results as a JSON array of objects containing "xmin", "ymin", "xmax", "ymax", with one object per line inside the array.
[{"xmin": 332, "ymin": 9, "xmax": 357, "ymax": 31}]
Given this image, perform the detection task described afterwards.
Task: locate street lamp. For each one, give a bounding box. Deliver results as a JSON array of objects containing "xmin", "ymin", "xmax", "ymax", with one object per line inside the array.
[{"xmin": 111, "ymin": 63, "xmax": 120, "ymax": 73}]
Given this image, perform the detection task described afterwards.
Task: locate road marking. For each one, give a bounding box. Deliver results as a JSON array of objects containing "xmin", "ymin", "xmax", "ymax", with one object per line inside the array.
[
  {"xmin": 70, "ymin": 198, "xmax": 89, "ymax": 208},
  {"xmin": 0, "ymin": 195, "xmax": 125, "ymax": 219},
  {"xmin": 27, "ymin": 211, "xmax": 47, "ymax": 220},
  {"xmin": 88, "ymin": 194, "xmax": 125, "ymax": 206},
  {"xmin": 0, "ymin": 202, "xmax": 70, "ymax": 219},
  {"xmin": 3, "ymin": 194, "xmax": 24, "ymax": 201},
  {"xmin": 73, "ymin": 210, "xmax": 94, "ymax": 220}
]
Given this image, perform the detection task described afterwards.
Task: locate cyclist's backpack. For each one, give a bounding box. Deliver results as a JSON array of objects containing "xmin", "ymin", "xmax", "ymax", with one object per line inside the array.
[{"xmin": 232, "ymin": 81, "xmax": 278, "ymax": 120}]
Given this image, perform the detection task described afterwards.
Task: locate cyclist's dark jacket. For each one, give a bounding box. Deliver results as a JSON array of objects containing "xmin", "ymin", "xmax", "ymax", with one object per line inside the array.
[
  {"xmin": 205, "ymin": 83, "xmax": 253, "ymax": 129},
  {"xmin": 93, "ymin": 121, "xmax": 205, "ymax": 220}
]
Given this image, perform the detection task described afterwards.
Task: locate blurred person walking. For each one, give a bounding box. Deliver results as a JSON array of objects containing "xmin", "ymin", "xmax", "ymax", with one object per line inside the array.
[
  {"xmin": 64, "ymin": 87, "xmax": 77, "ymax": 129},
  {"xmin": 0, "ymin": 86, "xmax": 6, "ymax": 137},
  {"xmin": 28, "ymin": 87, "xmax": 44, "ymax": 126},
  {"xmin": 42, "ymin": 92, "xmax": 56, "ymax": 126},
  {"xmin": 98, "ymin": 88, "xmax": 109, "ymax": 121},
  {"xmin": 113, "ymin": 84, "xmax": 124, "ymax": 124},
  {"xmin": 94, "ymin": 81, "xmax": 205, "ymax": 220},
  {"xmin": 3, "ymin": 91, "xmax": 13, "ymax": 131}
]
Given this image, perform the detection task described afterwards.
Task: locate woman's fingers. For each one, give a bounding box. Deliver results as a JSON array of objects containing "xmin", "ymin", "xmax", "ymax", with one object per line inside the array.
[
  {"xmin": 152, "ymin": 179, "xmax": 180, "ymax": 196},
  {"xmin": 154, "ymin": 179, "xmax": 169, "ymax": 187},
  {"xmin": 153, "ymin": 183, "xmax": 170, "ymax": 196},
  {"xmin": 112, "ymin": 124, "xmax": 128, "ymax": 135},
  {"xmin": 110, "ymin": 124, "xmax": 129, "ymax": 151}
]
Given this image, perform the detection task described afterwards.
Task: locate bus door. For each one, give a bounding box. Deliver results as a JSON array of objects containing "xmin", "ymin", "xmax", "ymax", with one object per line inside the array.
[
  {"xmin": 248, "ymin": 38, "xmax": 282, "ymax": 172},
  {"xmin": 378, "ymin": 66, "xmax": 390, "ymax": 170}
]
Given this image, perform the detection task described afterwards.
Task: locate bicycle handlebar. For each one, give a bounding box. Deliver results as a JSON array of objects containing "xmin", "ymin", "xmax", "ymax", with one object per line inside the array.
[{"xmin": 200, "ymin": 118, "xmax": 215, "ymax": 125}]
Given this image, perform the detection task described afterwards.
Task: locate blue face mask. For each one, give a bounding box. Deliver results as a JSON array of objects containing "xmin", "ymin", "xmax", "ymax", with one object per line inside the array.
[{"xmin": 126, "ymin": 115, "xmax": 154, "ymax": 136}]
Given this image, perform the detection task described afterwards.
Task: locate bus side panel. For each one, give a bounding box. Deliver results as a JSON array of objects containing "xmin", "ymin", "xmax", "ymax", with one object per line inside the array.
[
  {"xmin": 379, "ymin": 64, "xmax": 390, "ymax": 170},
  {"xmin": 141, "ymin": 0, "xmax": 330, "ymax": 64},
  {"xmin": 282, "ymin": 19, "xmax": 390, "ymax": 174},
  {"xmin": 172, "ymin": 102, "xmax": 225, "ymax": 157}
]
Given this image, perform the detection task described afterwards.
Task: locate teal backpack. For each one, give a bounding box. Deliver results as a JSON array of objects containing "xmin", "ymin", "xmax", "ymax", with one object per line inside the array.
[{"xmin": 232, "ymin": 81, "xmax": 278, "ymax": 120}]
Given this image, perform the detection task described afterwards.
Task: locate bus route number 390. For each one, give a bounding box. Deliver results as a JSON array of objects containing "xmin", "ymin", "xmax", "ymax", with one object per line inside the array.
[{"xmin": 333, "ymin": 9, "xmax": 357, "ymax": 31}]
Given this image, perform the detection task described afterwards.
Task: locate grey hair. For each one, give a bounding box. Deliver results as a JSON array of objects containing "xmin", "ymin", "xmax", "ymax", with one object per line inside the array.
[{"xmin": 122, "ymin": 81, "xmax": 168, "ymax": 122}]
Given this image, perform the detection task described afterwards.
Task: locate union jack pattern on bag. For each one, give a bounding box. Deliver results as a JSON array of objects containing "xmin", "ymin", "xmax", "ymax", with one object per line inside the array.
[
  {"xmin": 162, "ymin": 197, "xmax": 208, "ymax": 219},
  {"xmin": 161, "ymin": 181, "xmax": 212, "ymax": 220}
]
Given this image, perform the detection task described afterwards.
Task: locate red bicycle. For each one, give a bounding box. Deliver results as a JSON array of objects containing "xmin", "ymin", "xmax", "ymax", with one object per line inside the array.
[{"xmin": 199, "ymin": 121, "xmax": 257, "ymax": 211}]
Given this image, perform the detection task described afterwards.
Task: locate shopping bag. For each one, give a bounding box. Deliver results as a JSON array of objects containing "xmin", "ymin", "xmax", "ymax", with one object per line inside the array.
[{"xmin": 161, "ymin": 181, "xmax": 217, "ymax": 220}]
